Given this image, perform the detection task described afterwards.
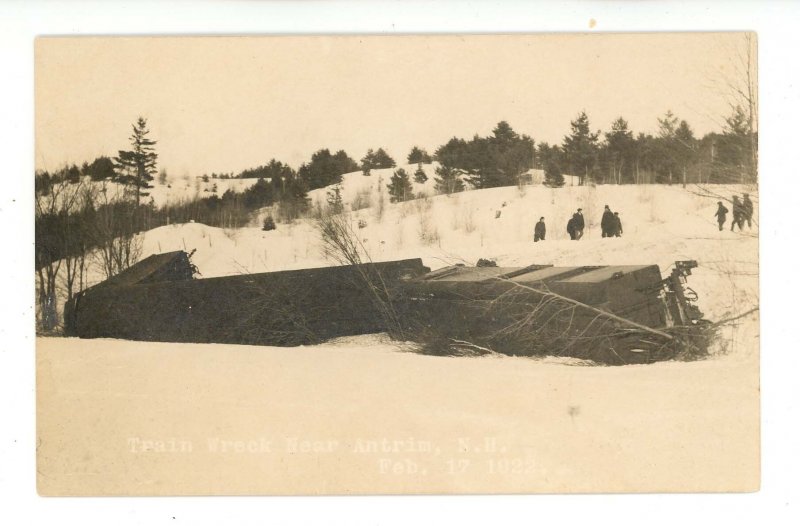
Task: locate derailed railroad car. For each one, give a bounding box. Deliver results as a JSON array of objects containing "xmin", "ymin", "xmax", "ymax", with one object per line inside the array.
[
  {"xmin": 65, "ymin": 251, "xmax": 710, "ymax": 365},
  {"xmin": 390, "ymin": 261, "xmax": 709, "ymax": 364},
  {"xmin": 64, "ymin": 251, "xmax": 430, "ymax": 346}
]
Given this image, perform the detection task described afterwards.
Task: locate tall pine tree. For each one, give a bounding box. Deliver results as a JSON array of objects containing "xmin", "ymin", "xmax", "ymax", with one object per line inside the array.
[
  {"xmin": 604, "ymin": 117, "xmax": 635, "ymax": 184},
  {"xmin": 113, "ymin": 117, "xmax": 158, "ymax": 206},
  {"xmin": 562, "ymin": 111, "xmax": 599, "ymax": 185}
]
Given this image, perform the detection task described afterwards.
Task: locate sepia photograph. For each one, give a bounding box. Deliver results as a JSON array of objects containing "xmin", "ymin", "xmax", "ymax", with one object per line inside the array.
[{"xmin": 34, "ymin": 33, "xmax": 759, "ymax": 496}]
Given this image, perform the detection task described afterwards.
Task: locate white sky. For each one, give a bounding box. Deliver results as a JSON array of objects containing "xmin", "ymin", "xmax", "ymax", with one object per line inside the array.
[{"xmin": 35, "ymin": 33, "xmax": 751, "ymax": 176}]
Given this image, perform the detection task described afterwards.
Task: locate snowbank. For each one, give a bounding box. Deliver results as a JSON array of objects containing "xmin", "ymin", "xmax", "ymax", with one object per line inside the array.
[{"xmin": 36, "ymin": 335, "xmax": 758, "ymax": 495}]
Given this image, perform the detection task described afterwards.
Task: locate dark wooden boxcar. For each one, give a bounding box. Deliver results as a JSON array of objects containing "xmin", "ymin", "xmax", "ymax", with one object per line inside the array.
[
  {"xmin": 64, "ymin": 251, "xmax": 430, "ymax": 346},
  {"xmin": 391, "ymin": 262, "xmax": 705, "ymax": 364}
]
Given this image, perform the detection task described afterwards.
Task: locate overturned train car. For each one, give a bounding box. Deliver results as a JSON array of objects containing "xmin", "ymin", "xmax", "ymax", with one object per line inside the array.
[
  {"xmin": 390, "ymin": 260, "xmax": 709, "ymax": 364},
  {"xmin": 64, "ymin": 251, "xmax": 431, "ymax": 346},
  {"xmin": 65, "ymin": 251, "xmax": 709, "ymax": 365}
]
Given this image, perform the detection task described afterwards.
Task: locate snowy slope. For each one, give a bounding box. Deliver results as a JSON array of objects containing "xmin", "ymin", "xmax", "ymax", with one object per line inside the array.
[
  {"xmin": 139, "ymin": 178, "xmax": 758, "ymax": 316},
  {"xmin": 57, "ymin": 165, "xmax": 758, "ymax": 359},
  {"xmin": 37, "ymin": 173, "xmax": 760, "ymax": 495},
  {"xmin": 42, "ymin": 175, "xmax": 260, "ymax": 209}
]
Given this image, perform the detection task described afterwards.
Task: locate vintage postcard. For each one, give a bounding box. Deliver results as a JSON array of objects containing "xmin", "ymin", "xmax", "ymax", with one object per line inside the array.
[{"xmin": 35, "ymin": 33, "xmax": 759, "ymax": 495}]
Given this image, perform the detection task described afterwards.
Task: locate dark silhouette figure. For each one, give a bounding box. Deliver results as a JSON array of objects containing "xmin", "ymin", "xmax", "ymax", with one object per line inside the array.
[
  {"xmin": 601, "ymin": 205, "xmax": 615, "ymax": 238},
  {"xmin": 731, "ymin": 196, "xmax": 744, "ymax": 231},
  {"xmin": 534, "ymin": 217, "xmax": 546, "ymax": 242},
  {"xmin": 742, "ymin": 193, "xmax": 754, "ymax": 228},
  {"xmin": 613, "ymin": 212, "xmax": 623, "ymax": 237},
  {"xmin": 567, "ymin": 216, "xmax": 577, "ymax": 240},
  {"xmin": 715, "ymin": 201, "xmax": 729, "ymax": 231},
  {"xmin": 573, "ymin": 208, "xmax": 585, "ymax": 240}
]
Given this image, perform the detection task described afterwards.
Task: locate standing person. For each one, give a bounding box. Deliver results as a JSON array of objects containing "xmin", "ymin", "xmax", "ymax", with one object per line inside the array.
[
  {"xmin": 534, "ymin": 217, "xmax": 546, "ymax": 242},
  {"xmin": 742, "ymin": 193, "xmax": 754, "ymax": 228},
  {"xmin": 714, "ymin": 201, "xmax": 729, "ymax": 231},
  {"xmin": 731, "ymin": 195, "xmax": 743, "ymax": 231},
  {"xmin": 574, "ymin": 208, "xmax": 585, "ymax": 240},
  {"xmin": 566, "ymin": 216, "xmax": 577, "ymax": 240},
  {"xmin": 601, "ymin": 205, "xmax": 614, "ymax": 238},
  {"xmin": 613, "ymin": 212, "xmax": 623, "ymax": 237}
]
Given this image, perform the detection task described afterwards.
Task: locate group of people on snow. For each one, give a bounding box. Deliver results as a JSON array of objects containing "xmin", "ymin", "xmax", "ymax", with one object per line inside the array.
[
  {"xmin": 533, "ymin": 205, "xmax": 622, "ymax": 242},
  {"xmin": 714, "ymin": 193, "xmax": 754, "ymax": 231},
  {"xmin": 534, "ymin": 193, "xmax": 753, "ymax": 242},
  {"xmin": 565, "ymin": 209, "xmax": 585, "ymax": 240},
  {"xmin": 600, "ymin": 205, "xmax": 623, "ymax": 238}
]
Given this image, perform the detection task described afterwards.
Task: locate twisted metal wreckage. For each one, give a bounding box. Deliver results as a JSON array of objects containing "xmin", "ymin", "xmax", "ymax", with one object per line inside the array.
[{"xmin": 65, "ymin": 251, "xmax": 710, "ymax": 365}]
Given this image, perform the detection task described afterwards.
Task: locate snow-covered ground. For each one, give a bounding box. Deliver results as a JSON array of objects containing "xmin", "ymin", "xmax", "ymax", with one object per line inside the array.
[
  {"xmin": 42, "ymin": 174, "xmax": 260, "ymax": 209},
  {"xmin": 37, "ymin": 335, "xmax": 758, "ymax": 495},
  {"xmin": 37, "ymin": 170, "xmax": 759, "ymax": 494}
]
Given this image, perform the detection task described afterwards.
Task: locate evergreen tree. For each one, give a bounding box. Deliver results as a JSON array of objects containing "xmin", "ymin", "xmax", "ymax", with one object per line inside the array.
[
  {"xmin": 297, "ymin": 149, "xmax": 359, "ymax": 190},
  {"xmin": 242, "ymin": 177, "xmax": 275, "ymax": 209},
  {"xmin": 562, "ymin": 111, "xmax": 599, "ymax": 185},
  {"xmin": 603, "ymin": 117, "xmax": 636, "ymax": 184},
  {"xmin": 262, "ymin": 215, "xmax": 276, "ymax": 231},
  {"xmin": 65, "ymin": 164, "xmax": 81, "ymax": 183},
  {"xmin": 334, "ymin": 149, "xmax": 360, "ymax": 174},
  {"xmin": 432, "ymin": 122, "xmax": 533, "ymax": 189},
  {"xmin": 407, "ymin": 146, "xmax": 432, "ymax": 164},
  {"xmin": 361, "ymin": 148, "xmax": 396, "ymax": 175},
  {"xmin": 278, "ymin": 173, "xmax": 310, "ymax": 220},
  {"xmin": 536, "ymin": 142, "xmax": 564, "ymax": 170},
  {"xmin": 489, "ymin": 121, "xmax": 535, "ymax": 187},
  {"xmin": 654, "ymin": 111, "xmax": 697, "ymax": 184},
  {"xmin": 113, "ymin": 117, "xmax": 158, "ymax": 206},
  {"xmin": 543, "ymin": 161, "xmax": 565, "ymax": 188},
  {"xmin": 723, "ymin": 105, "xmax": 757, "ymax": 183},
  {"xmin": 238, "ymin": 159, "xmax": 295, "ymax": 181},
  {"xmin": 434, "ymin": 165, "xmax": 465, "ymax": 195},
  {"xmin": 413, "ymin": 163, "xmax": 428, "ymax": 184},
  {"xmin": 387, "ymin": 168, "xmax": 413, "ymax": 203},
  {"xmin": 372, "ymin": 148, "xmax": 396, "ymax": 168},
  {"xmin": 360, "ymin": 149, "xmax": 375, "ymax": 176}
]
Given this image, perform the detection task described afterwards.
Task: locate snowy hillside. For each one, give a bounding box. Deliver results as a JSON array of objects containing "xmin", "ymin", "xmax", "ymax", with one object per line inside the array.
[
  {"xmin": 42, "ymin": 174, "xmax": 260, "ymax": 209},
  {"xmin": 53, "ymin": 165, "xmax": 758, "ymax": 359},
  {"xmin": 38, "ymin": 170, "xmax": 759, "ymax": 495},
  {"xmin": 133, "ymin": 167, "xmax": 757, "ymax": 327}
]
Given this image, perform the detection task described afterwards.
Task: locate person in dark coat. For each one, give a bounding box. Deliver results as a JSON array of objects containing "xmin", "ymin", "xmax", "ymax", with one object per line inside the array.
[
  {"xmin": 730, "ymin": 195, "xmax": 743, "ymax": 231},
  {"xmin": 573, "ymin": 208, "xmax": 585, "ymax": 240},
  {"xmin": 567, "ymin": 216, "xmax": 577, "ymax": 240},
  {"xmin": 534, "ymin": 217, "xmax": 546, "ymax": 242},
  {"xmin": 714, "ymin": 201, "xmax": 728, "ymax": 231},
  {"xmin": 613, "ymin": 212, "xmax": 623, "ymax": 237},
  {"xmin": 742, "ymin": 193, "xmax": 754, "ymax": 228},
  {"xmin": 601, "ymin": 205, "xmax": 614, "ymax": 238}
]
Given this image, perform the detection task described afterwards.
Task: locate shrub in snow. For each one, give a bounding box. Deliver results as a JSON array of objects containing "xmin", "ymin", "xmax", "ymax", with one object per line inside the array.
[{"xmin": 262, "ymin": 215, "xmax": 276, "ymax": 231}]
